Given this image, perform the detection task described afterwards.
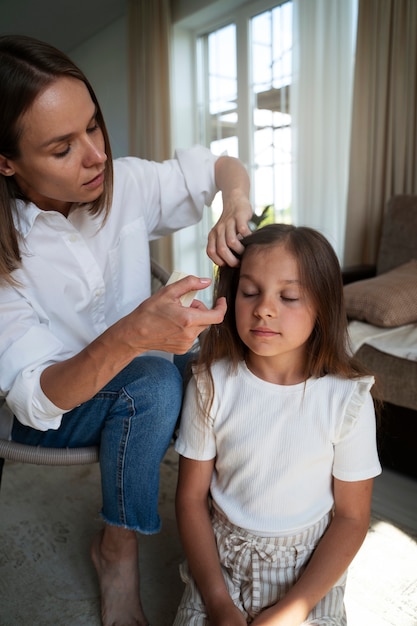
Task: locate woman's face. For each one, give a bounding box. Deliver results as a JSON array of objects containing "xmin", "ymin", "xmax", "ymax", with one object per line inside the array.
[{"xmin": 3, "ymin": 76, "xmax": 107, "ymax": 215}]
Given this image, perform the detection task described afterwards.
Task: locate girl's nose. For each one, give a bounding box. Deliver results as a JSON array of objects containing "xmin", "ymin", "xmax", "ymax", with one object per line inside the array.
[{"xmin": 254, "ymin": 295, "xmax": 276, "ymax": 318}]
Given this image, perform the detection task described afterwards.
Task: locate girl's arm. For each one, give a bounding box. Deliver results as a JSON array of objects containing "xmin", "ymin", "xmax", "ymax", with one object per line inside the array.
[
  {"xmin": 252, "ymin": 477, "xmax": 373, "ymax": 626},
  {"xmin": 176, "ymin": 455, "xmax": 247, "ymax": 626}
]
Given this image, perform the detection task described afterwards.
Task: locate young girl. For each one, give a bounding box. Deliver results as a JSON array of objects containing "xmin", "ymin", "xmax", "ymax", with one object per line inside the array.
[{"xmin": 174, "ymin": 224, "xmax": 381, "ymax": 625}]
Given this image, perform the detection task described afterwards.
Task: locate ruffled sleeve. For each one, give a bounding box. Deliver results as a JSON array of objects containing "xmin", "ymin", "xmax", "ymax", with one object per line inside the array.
[
  {"xmin": 337, "ymin": 375, "xmax": 375, "ymax": 441},
  {"xmin": 332, "ymin": 375, "xmax": 382, "ymax": 481}
]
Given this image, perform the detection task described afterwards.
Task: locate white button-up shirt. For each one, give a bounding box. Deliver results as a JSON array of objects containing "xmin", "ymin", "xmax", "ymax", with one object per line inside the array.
[{"xmin": 0, "ymin": 145, "xmax": 218, "ymax": 430}]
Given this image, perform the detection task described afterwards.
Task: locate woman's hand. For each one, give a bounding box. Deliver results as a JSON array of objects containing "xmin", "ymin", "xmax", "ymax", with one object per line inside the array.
[
  {"xmin": 124, "ymin": 274, "xmax": 227, "ymax": 355},
  {"xmin": 40, "ymin": 275, "xmax": 226, "ymax": 410},
  {"xmin": 207, "ymin": 156, "xmax": 253, "ymax": 267}
]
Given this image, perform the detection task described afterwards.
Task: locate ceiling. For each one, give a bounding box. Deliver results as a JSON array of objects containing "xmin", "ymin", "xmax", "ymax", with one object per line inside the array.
[{"xmin": 0, "ymin": 0, "xmax": 127, "ymax": 52}]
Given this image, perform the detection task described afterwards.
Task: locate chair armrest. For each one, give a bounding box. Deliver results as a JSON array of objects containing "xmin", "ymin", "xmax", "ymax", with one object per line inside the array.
[{"xmin": 342, "ymin": 264, "xmax": 376, "ymax": 285}]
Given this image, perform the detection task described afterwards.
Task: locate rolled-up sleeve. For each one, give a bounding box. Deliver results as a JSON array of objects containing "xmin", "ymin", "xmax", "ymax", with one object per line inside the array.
[
  {"xmin": 175, "ymin": 145, "xmax": 219, "ymax": 211},
  {"xmin": 119, "ymin": 145, "xmax": 219, "ymax": 239},
  {"xmin": 0, "ymin": 295, "xmax": 70, "ymax": 430},
  {"xmin": 8, "ymin": 367, "xmax": 67, "ymax": 431}
]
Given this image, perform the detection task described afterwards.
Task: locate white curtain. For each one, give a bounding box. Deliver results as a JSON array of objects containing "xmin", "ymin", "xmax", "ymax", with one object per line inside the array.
[{"xmin": 291, "ymin": 0, "xmax": 358, "ymax": 260}]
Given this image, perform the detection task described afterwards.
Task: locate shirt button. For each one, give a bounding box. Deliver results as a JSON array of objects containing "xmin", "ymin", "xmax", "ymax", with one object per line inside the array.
[{"xmin": 69, "ymin": 234, "xmax": 78, "ymax": 243}]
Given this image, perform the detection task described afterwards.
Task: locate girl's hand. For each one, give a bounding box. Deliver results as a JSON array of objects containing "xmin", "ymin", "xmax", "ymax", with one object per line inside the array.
[{"xmin": 250, "ymin": 600, "xmax": 306, "ymax": 626}]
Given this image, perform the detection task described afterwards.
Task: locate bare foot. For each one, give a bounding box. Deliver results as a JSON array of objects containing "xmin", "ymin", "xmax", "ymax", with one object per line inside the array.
[{"xmin": 91, "ymin": 526, "xmax": 150, "ymax": 626}]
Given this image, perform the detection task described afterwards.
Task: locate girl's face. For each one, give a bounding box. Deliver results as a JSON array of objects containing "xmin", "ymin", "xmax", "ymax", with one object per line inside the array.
[
  {"xmin": 235, "ymin": 243, "xmax": 317, "ymax": 384},
  {"xmin": 1, "ymin": 76, "xmax": 107, "ymax": 215}
]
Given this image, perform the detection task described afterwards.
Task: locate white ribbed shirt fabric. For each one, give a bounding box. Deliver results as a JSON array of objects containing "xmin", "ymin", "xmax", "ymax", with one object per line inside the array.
[
  {"xmin": 175, "ymin": 360, "xmax": 382, "ymax": 535},
  {"xmin": 0, "ymin": 146, "xmax": 218, "ymax": 430}
]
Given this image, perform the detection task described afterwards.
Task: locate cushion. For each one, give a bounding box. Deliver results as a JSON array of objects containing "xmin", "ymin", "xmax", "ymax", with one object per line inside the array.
[{"xmin": 344, "ymin": 259, "xmax": 417, "ymax": 327}]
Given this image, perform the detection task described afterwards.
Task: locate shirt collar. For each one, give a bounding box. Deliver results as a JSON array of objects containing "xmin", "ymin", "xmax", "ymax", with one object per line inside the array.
[{"xmin": 13, "ymin": 199, "xmax": 43, "ymax": 238}]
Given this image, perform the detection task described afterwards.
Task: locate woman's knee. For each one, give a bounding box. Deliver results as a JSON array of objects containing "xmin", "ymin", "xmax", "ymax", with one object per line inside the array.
[
  {"xmin": 140, "ymin": 356, "xmax": 183, "ymax": 399},
  {"xmin": 123, "ymin": 356, "xmax": 183, "ymax": 421}
]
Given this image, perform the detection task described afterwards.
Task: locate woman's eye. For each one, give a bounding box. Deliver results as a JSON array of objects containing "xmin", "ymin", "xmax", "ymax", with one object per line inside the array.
[
  {"xmin": 87, "ymin": 122, "xmax": 99, "ymax": 134},
  {"xmin": 281, "ymin": 295, "xmax": 299, "ymax": 302}
]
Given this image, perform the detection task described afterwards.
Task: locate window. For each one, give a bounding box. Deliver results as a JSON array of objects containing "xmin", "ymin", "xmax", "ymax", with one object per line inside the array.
[{"xmin": 196, "ymin": 1, "xmax": 293, "ymax": 227}]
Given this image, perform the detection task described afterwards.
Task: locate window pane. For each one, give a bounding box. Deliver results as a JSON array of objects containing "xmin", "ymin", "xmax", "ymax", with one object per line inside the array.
[
  {"xmin": 207, "ymin": 24, "xmax": 237, "ymax": 153},
  {"xmin": 251, "ymin": 2, "xmax": 292, "ymax": 224}
]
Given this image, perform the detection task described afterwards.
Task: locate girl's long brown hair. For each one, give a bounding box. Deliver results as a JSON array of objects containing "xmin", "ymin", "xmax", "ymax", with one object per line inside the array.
[
  {"xmin": 195, "ymin": 223, "xmax": 371, "ymax": 416},
  {"xmin": 0, "ymin": 35, "xmax": 114, "ymax": 283}
]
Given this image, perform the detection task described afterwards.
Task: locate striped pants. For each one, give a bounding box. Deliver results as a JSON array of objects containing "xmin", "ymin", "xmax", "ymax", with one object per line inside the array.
[{"xmin": 173, "ymin": 508, "xmax": 347, "ymax": 625}]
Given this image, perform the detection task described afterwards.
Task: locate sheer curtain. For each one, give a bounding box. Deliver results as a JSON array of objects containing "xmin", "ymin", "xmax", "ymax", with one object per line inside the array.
[
  {"xmin": 291, "ymin": 0, "xmax": 358, "ymax": 261},
  {"xmin": 344, "ymin": 0, "xmax": 417, "ymax": 266},
  {"xmin": 128, "ymin": 0, "xmax": 173, "ymax": 268}
]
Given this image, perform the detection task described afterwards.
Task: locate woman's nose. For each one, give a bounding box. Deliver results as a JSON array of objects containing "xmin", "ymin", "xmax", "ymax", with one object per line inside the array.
[{"xmin": 83, "ymin": 135, "xmax": 107, "ymax": 167}]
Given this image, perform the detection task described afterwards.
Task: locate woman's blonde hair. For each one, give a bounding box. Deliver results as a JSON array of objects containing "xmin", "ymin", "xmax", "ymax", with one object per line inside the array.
[{"xmin": 0, "ymin": 35, "xmax": 114, "ymax": 283}]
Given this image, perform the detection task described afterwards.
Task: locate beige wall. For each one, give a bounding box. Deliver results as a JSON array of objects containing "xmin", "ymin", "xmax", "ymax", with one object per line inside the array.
[{"xmin": 171, "ymin": 0, "xmax": 249, "ymax": 24}]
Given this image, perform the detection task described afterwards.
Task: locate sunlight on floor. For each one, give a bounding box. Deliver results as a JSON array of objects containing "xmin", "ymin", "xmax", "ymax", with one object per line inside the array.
[{"xmin": 345, "ymin": 517, "xmax": 417, "ymax": 626}]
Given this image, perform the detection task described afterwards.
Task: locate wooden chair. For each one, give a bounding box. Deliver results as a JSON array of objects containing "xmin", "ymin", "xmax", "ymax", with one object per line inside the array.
[{"xmin": 0, "ymin": 258, "xmax": 170, "ymax": 483}]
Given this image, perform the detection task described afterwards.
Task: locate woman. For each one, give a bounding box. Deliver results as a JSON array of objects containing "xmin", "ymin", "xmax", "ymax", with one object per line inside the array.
[{"xmin": 0, "ymin": 35, "xmax": 252, "ymax": 625}]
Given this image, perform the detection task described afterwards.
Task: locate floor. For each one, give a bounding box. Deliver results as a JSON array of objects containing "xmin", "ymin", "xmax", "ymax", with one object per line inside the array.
[{"xmin": 0, "ymin": 446, "xmax": 416, "ymax": 626}]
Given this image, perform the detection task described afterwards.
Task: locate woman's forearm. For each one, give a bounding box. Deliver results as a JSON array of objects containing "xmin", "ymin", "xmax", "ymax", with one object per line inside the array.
[
  {"xmin": 214, "ymin": 155, "xmax": 251, "ymax": 203},
  {"xmin": 40, "ymin": 320, "xmax": 138, "ymax": 409},
  {"xmin": 40, "ymin": 275, "xmax": 227, "ymax": 409}
]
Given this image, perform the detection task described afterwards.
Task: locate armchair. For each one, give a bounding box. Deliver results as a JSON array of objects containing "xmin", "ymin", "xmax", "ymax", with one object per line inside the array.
[{"xmin": 343, "ymin": 195, "xmax": 417, "ymax": 478}]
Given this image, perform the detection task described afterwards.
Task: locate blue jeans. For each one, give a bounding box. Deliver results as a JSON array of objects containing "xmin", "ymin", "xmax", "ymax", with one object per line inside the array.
[{"xmin": 11, "ymin": 356, "xmax": 183, "ymax": 534}]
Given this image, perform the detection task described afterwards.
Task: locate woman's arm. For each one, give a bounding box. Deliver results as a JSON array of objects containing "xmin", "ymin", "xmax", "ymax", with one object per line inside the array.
[
  {"xmin": 207, "ymin": 155, "xmax": 253, "ymax": 267},
  {"xmin": 176, "ymin": 455, "xmax": 246, "ymax": 625},
  {"xmin": 252, "ymin": 477, "xmax": 373, "ymax": 626},
  {"xmin": 40, "ymin": 155, "xmax": 250, "ymax": 412},
  {"xmin": 40, "ymin": 277, "xmax": 226, "ymax": 410}
]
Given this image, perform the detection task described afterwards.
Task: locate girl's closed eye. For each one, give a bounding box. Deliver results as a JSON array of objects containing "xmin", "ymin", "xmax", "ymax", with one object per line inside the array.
[
  {"xmin": 281, "ymin": 294, "xmax": 299, "ymax": 302},
  {"xmin": 54, "ymin": 144, "xmax": 71, "ymax": 158}
]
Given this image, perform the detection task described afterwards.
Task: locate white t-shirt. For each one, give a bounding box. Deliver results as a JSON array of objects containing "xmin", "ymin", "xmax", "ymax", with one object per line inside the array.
[
  {"xmin": 0, "ymin": 146, "xmax": 218, "ymax": 430},
  {"xmin": 175, "ymin": 360, "xmax": 382, "ymax": 535}
]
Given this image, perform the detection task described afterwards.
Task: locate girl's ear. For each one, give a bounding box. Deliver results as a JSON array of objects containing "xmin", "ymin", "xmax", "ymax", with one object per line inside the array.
[{"xmin": 0, "ymin": 155, "xmax": 15, "ymax": 176}]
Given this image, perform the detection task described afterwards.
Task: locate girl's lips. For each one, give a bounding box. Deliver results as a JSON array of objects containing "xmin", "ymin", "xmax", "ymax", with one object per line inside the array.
[{"xmin": 251, "ymin": 328, "xmax": 278, "ymax": 337}]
